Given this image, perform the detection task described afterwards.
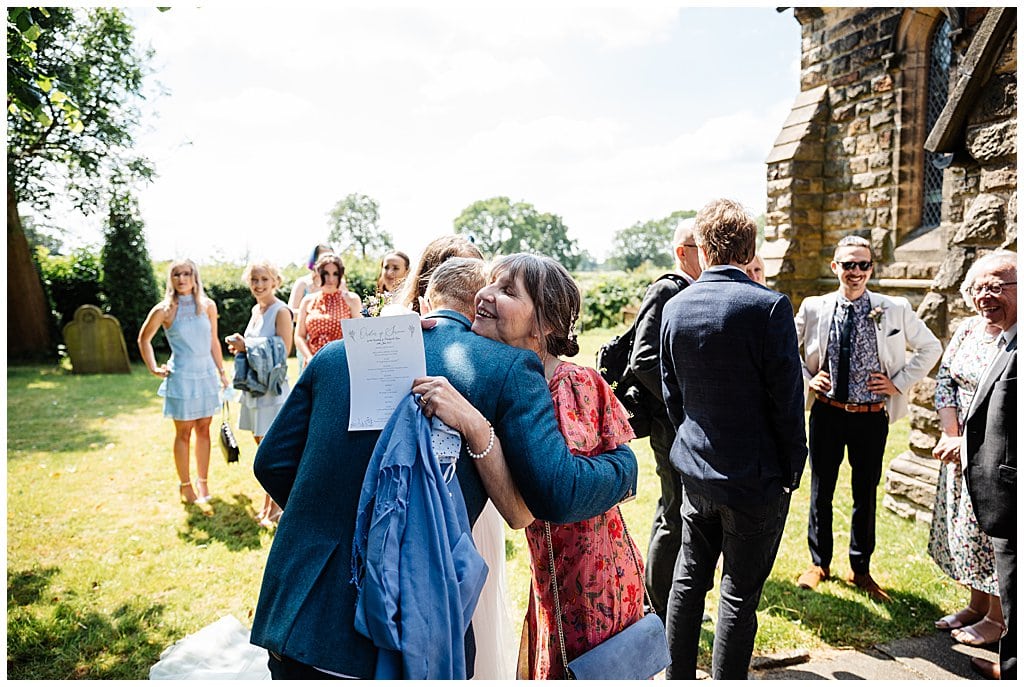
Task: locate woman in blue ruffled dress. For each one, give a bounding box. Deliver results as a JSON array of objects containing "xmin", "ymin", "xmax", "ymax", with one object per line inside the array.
[{"xmin": 139, "ymin": 259, "xmax": 229, "ymax": 504}]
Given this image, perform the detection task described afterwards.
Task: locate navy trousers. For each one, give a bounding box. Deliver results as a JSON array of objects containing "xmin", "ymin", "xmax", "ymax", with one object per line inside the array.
[
  {"xmin": 665, "ymin": 488, "xmax": 790, "ymax": 679},
  {"xmin": 807, "ymin": 400, "xmax": 888, "ymax": 574}
]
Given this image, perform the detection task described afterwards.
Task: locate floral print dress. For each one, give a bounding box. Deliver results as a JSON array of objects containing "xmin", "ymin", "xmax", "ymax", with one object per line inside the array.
[
  {"xmin": 518, "ymin": 361, "xmax": 643, "ymax": 680},
  {"xmin": 927, "ymin": 316, "xmax": 1000, "ymax": 595}
]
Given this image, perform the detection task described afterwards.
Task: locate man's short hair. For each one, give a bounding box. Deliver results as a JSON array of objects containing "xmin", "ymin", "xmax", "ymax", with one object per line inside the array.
[
  {"xmin": 835, "ymin": 235, "xmax": 872, "ymax": 258},
  {"xmin": 693, "ymin": 199, "xmax": 756, "ymax": 266},
  {"xmin": 425, "ymin": 257, "xmax": 486, "ymax": 315}
]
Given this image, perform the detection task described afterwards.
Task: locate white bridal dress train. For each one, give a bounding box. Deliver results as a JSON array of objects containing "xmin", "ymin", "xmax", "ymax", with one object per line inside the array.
[{"xmin": 470, "ymin": 500, "xmax": 518, "ymax": 680}]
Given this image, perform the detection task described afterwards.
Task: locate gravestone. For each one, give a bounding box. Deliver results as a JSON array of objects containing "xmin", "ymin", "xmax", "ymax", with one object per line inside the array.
[{"xmin": 63, "ymin": 304, "xmax": 131, "ymax": 374}]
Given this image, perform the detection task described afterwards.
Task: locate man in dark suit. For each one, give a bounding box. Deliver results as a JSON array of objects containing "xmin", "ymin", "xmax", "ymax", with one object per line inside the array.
[
  {"xmin": 629, "ymin": 217, "xmax": 701, "ymax": 619},
  {"xmin": 660, "ymin": 199, "xmax": 807, "ymax": 679},
  {"xmin": 961, "ymin": 251, "xmax": 1016, "ymax": 680},
  {"xmin": 249, "ymin": 254, "xmax": 638, "ymax": 679}
]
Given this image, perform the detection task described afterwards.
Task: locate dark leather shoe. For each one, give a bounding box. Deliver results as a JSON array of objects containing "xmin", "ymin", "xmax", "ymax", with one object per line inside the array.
[
  {"xmin": 798, "ymin": 565, "xmax": 830, "ymax": 590},
  {"xmin": 970, "ymin": 657, "xmax": 1000, "ymax": 680},
  {"xmin": 846, "ymin": 572, "xmax": 892, "ymax": 603}
]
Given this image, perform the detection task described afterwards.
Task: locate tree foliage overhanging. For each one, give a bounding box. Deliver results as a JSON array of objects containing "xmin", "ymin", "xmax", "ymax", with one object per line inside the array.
[
  {"xmin": 7, "ymin": 6, "xmax": 155, "ymax": 214},
  {"xmin": 7, "ymin": 6, "xmax": 157, "ymax": 360}
]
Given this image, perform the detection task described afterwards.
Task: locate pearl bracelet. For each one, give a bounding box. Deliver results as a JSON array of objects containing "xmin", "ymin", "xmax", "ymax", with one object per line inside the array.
[{"xmin": 466, "ymin": 424, "xmax": 496, "ymax": 460}]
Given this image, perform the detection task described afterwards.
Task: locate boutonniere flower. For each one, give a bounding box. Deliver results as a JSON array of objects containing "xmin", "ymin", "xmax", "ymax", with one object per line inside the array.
[{"xmin": 867, "ymin": 305, "xmax": 886, "ymax": 331}]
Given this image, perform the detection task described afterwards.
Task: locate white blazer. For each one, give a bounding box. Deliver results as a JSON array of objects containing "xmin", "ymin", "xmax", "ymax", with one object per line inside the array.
[{"xmin": 794, "ymin": 290, "xmax": 942, "ymax": 423}]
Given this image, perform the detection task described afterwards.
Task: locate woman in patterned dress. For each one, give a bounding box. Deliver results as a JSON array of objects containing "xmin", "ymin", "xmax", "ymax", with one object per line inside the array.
[
  {"xmin": 929, "ymin": 259, "xmax": 1006, "ymax": 646},
  {"xmin": 471, "ymin": 253, "xmax": 645, "ymax": 679},
  {"xmin": 138, "ymin": 259, "xmax": 229, "ymax": 504},
  {"xmin": 294, "ymin": 253, "xmax": 362, "ymax": 368}
]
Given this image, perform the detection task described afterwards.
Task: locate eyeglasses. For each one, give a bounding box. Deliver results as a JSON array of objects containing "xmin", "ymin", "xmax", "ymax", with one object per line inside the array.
[
  {"xmin": 969, "ymin": 281, "xmax": 1016, "ymax": 297},
  {"xmin": 682, "ymin": 244, "xmax": 698, "ymax": 249},
  {"xmin": 838, "ymin": 261, "xmax": 873, "ymax": 272},
  {"xmin": 172, "ymin": 271, "xmax": 193, "ymax": 278}
]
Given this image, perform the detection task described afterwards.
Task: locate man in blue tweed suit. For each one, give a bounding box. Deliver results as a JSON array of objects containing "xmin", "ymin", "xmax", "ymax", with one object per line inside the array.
[
  {"xmin": 660, "ymin": 199, "xmax": 807, "ymax": 679},
  {"xmin": 249, "ymin": 261, "xmax": 637, "ymax": 679}
]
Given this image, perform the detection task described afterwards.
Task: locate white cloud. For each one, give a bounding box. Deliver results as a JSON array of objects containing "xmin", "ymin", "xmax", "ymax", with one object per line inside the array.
[{"xmin": 55, "ymin": 6, "xmax": 798, "ymax": 267}]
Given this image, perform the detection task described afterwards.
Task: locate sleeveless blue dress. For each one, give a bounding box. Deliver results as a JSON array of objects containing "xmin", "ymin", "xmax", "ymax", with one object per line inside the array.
[
  {"xmin": 158, "ymin": 294, "xmax": 221, "ymax": 421},
  {"xmin": 238, "ymin": 299, "xmax": 291, "ymax": 437}
]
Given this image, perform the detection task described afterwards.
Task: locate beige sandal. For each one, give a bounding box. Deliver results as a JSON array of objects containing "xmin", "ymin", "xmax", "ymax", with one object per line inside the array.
[
  {"xmin": 952, "ymin": 618, "xmax": 1007, "ymax": 646},
  {"xmin": 195, "ymin": 477, "xmax": 211, "ymax": 504},
  {"xmin": 179, "ymin": 481, "xmax": 196, "ymax": 504},
  {"xmin": 935, "ymin": 606, "xmax": 985, "ymax": 630}
]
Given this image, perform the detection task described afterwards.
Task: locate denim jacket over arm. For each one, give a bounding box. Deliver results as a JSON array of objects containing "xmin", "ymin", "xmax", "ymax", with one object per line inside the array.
[
  {"xmin": 232, "ymin": 335, "xmax": 288, "ymax": 397},
  {"xmin": 351, "ymin": 393, "xmax": 488, "ymax": 680}
]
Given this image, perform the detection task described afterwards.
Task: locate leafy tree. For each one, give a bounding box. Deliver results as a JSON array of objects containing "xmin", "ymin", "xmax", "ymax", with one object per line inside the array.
[
  {"xmin": 22, "ymin": 215, "xmax": 63, "ymax": 254},
  {"xmin": 453, "ymin": 197, "xmax": 580, "ymax": 269},
  {"xmin": 327, "ymin": 193, "xmax": 393, "ymax": 259},
  {"xmin": 101, "ymin": 189, "xmax": 160, "ymax": 361},
  {"xmin": 7, "ymin": 7, "xmax": 156, "ymax": 360},
  {"xmin": 609, "ymin": 210, "xmax": 696, "ymax": 271}
]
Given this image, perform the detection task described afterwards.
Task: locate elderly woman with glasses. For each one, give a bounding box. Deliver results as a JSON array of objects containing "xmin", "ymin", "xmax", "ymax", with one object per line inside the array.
[
  {"xmin": 294, "ymin": 253, "xmax": 362, "ymax": 369},
  {"xmin": 928, "ymin": 250, "xmax": 1017, "ymax": 647}
]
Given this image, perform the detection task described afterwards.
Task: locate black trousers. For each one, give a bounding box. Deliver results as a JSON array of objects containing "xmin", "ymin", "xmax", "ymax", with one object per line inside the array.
[
  {"xmin": 267, "ymin": 652, "xmax": 348, "ymax": 680},
  {"xmin": 646, "ymin": 411, "xmax": 683, "ymax": 620},
  {"xmin": 992, "ymin": 535, "xmax": 1017, "ymax": 679},
  {"xmin": 807, "ymin": 400, "xmax": 888, "ymax": 574}
]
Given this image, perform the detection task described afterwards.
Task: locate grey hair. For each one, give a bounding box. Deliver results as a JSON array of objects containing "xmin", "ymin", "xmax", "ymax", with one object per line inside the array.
[{"xmin": 960, "ymin": 250, "xmax": 1018, "ymax": 311}]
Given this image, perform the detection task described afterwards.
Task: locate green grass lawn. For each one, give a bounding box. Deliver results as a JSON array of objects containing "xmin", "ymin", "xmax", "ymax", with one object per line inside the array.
[{"xmin": 7, "ymin": 332, "xmax": 964, "ymax": 678}]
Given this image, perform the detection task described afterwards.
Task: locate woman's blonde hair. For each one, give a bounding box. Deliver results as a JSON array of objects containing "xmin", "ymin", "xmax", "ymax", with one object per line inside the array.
[
  {"xmin": 163, "ymin": 259, "xmax": 206, "ymax": 314},
  {"xmin": 241, "ymin": 260, "xmax": 284, "ymax": 290}
]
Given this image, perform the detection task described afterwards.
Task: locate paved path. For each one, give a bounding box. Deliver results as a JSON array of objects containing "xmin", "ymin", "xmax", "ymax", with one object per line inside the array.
[{"xmin": 749, "ymin": 631, "xmax": 1000, "ymax": 680}]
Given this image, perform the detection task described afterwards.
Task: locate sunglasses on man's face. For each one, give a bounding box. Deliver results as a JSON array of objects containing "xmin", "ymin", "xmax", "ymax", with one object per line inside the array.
[{"xmin": 838, "ymin": 261, "xmax": 873, "ymax": 272}]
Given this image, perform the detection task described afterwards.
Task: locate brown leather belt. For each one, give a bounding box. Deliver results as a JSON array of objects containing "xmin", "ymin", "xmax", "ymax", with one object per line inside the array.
[{"xmin": 815, "ymin": 392, "xmax": 885, "ymax": 413}]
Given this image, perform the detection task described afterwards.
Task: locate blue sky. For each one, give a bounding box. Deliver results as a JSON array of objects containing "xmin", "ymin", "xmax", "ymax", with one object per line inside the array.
[{"xmin": 63, "ymin": 5, "xmax": 802, "ymax": 265}]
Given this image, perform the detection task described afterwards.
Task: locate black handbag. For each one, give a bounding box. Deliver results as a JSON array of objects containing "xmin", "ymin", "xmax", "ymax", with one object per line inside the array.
[
  {"xmin": 219, "ymin": 402, "xmax": 240, "ymax": 464},
  {"xmin": 544, "ymin": 507, "xmax": 671, "ymax": 680}
]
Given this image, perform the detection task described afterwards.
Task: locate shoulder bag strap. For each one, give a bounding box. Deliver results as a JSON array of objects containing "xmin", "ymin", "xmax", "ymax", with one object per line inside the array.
[{"xmin": 544, "ymin": 506, "xmax": 648, "ymax": 678}]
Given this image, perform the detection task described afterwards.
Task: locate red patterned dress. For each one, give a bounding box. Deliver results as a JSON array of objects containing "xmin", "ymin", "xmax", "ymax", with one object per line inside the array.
[
  {"xmin": 518, "ymin": 361, "xmax": 644, "ymax": 680},
  {"xmin": 305, "ymin": 290, "xmax": 351, "ymax": 355}
]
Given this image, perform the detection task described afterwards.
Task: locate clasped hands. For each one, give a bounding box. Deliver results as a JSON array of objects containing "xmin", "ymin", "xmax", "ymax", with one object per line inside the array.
[
  {"xmin": 932, "ymin": 433, "xmax": 961, "ymax": 464},
  {"xmin": 808, "ymin": 369, "xmax": 898, "ymax": 396}
]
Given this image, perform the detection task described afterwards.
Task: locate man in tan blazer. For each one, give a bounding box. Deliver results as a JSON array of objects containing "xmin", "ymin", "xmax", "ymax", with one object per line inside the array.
[{"xmin": 794, "ymin": 235, "xmax": 941, "ymax": 601}]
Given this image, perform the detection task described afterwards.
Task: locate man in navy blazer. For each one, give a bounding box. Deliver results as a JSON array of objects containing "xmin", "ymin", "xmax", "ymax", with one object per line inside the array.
[
  {"xmin": 660, "ymin": 199, "xmax": 807, "ymax": 679},
  {"xmin": 249, "ymin": 270, "xmax": 638, "ymax": 679},
  {"xmin": 960, "ymin": 252, "xmax": 1016, "ymax": 680}
]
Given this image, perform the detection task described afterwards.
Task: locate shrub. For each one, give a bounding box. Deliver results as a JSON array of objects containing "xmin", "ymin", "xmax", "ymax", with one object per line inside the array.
[
  {"xmin": 576, "ymin": 270, "xmax": 656, "ymax": 330},
  {"xmin": 101, "ymin": 193, "xmax": 161, "ymax": 361},
  {"xmin": 36, "ymin": 246, "xmax": 104, "ymax": 332}
]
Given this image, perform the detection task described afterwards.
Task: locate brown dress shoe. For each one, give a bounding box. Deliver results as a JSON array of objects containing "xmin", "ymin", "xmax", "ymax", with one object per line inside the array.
[
  {"xmin": 970, "ymin": 656, "xmax": 1000, "ymax": 680},
  {"xmin": 847, "ymin": 572, "xmax": 892, "ymax": 602},
  {"xmin": 797, "ymin": 565, "xmax": 830, "ymax": 590}
]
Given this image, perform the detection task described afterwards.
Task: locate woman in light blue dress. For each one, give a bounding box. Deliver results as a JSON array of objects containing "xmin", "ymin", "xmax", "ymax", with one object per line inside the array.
[
  {"xmin": 225, "ymin": 260, "xmax": 293, "ymax": 527},
  {"xmin": 139, "ymin": 259, "xmax": 229, "ymax": 504}
]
